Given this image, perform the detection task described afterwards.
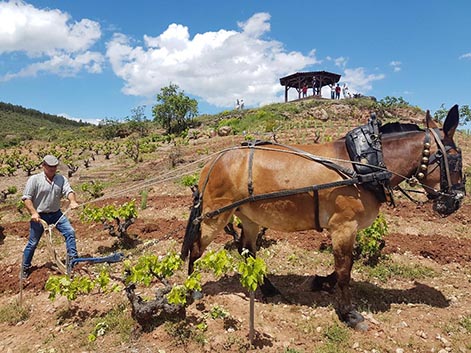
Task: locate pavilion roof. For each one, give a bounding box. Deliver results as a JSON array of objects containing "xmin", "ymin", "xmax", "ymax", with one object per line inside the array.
[{"xmin": 279, "ymin": 71, "xmax": 341, "ymax": 88}]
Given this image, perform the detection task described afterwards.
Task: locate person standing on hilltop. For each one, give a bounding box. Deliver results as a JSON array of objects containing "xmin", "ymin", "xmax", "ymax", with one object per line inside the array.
[
  {"xmin": 335, "ymin": 83, "xmax": 341, "ymax": 99},
  {"xmin": 342, "ymin": 83, "xmax": 349, "ymax": 98},
  {"xmin": 21, "ymin": 155, "xmax": 79, "ymax": 279}
]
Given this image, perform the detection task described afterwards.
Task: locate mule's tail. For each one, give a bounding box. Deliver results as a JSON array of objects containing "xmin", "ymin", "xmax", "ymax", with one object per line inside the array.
[{"xmin": 181, "ymin": 185, "xmax": 202, "ymax": 261}]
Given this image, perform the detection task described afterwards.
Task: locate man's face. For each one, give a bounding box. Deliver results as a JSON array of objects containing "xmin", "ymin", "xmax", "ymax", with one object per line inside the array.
[{"xmin": 43, "ymin": 163, "xmax": 57, "ymax": 178}]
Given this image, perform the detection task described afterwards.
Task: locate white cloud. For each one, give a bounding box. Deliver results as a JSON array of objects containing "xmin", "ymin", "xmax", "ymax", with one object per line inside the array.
[
  {"xmin": 334, "ymin": 56, "xmax": 348, "ymax": 68},
  {"xmin": 459, "ymin": 53, "xmax": 471, "ymax": 60},
  {"xmin": 58, "ymin": 112, "xmax": 100, "ymax": 125},
  {"xmin": 106, "ymin": 12, "xmax": 319, "ymax": 108},
  {"xmin": 390, "ymin": 60, "xmax": 402, "ymax": 72},
  {"xmin": 342, "ymin": 67, "xmax": 385, "ymax": 94},
  {"xmin": 2, "ymin": 52, "xmax": 104, "ymax": 81},
  {"xmin": 0, "ymin": 0, "xmax": 104, "ymax": 80}
]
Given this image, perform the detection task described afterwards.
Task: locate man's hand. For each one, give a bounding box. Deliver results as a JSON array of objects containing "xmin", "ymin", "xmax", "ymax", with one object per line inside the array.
[
  {"xmin": 31, "ymin": 212, "xmax": 41, "ymax": 223},
  {"xmin": 69, "ymin": 200, "xmax": 80, "ymax": 209},
  {"xmin": 67, "ymin": 192, "xmax": 79, "ymax": 209}
]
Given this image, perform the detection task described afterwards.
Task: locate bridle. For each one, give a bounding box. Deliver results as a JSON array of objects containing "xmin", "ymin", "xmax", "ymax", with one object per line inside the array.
[{"xmin": 409, "ymin": 126, "xmax": 466, "ymax": 215}]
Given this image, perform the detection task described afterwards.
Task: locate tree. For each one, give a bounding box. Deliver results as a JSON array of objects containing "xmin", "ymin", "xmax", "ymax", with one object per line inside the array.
[
  {"xmin": 152, "ymin": 84, "xmax": 198, "ymax": 134},
  {"xmin": 434, "ymin": 104, "xmax": 471, "ymax": 124},
  {"xmin": 125, "ymin": 105, "xmax": 149, "ymax": 137}
]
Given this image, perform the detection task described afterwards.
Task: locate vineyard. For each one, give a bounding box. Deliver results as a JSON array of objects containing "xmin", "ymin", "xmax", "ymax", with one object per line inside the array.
[{"xmin": 0, "ymin": 98, "xmax": 471, "ymax": 353}]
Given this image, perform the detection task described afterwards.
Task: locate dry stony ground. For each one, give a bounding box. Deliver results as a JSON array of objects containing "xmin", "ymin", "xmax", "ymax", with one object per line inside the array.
[{"xmin": 0, "ymin": 127, "xmax": 470, "ymax": 353}]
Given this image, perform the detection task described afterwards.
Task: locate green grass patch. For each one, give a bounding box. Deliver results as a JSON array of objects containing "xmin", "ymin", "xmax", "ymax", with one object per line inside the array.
[
  {"xmin": 0, "ymin": 300, "xmax": 30, "ymax": 324},
  {"xmin": 87, "ymin": 303, "xmax": 134, "ymax": 343},
  {"xmin": 316, "ymin": 322, "xmax": 351, "ymax": 353},
  {"xmin": 459, "ymin": 314, "xmax": 471, "ymax": 333},
  {"xmin": 357, "ymin": 259, "xmax": 436, "ymax": 282}
]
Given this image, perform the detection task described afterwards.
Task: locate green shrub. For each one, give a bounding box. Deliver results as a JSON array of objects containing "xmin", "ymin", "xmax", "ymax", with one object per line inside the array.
[
  {"xmin": 379, "ymin": 96, "xmax": 410, "ymax": 108},
  {"xmin": 354, "ymin": 213, "xmax": 388, "ymax": 265},
  {"xmin": 180, "ymin": 173, "xmax": 199, "ymax": 187},
  {"xmin": 80, "ymin": 180, "xmax": 105, "ymax": 199}
]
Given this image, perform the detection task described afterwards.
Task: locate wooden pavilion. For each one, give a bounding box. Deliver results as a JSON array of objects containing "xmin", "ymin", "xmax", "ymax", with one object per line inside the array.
[{"xmin": 279, "ymin": 71, "xmax": 341, "ymax": 102}]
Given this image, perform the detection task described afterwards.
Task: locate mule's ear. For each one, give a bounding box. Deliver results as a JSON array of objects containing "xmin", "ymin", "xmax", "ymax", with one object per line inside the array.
[
  {"xmin": 443, "ymin": 104, "xmax": 459, "ymax": 138},
  {"xmin": 425, "ymin": 110, "xmax": 437, "ymax": 128}
]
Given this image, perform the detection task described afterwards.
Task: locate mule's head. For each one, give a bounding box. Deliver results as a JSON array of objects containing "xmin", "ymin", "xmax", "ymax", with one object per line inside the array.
[{"xmin": 421, "ymin": 105, "xmax": 466, "ymax": 216}]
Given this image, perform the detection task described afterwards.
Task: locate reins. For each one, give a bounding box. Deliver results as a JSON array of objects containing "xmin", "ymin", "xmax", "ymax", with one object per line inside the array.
[
  {"xmin": 195, "ymin": 125, "xmax": 461, "ymax": 224},
  {"xmin": 195, "ymin": 143, "xmax": 398, "ymax": 225}
]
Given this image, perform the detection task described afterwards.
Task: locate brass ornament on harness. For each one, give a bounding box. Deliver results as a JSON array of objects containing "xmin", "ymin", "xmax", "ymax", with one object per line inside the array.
[{"xmin": 411, "ymin": 130, "xmax": 432, "ymax": 182}]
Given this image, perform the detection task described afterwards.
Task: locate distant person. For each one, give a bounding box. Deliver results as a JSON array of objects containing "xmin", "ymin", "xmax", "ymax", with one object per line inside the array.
[
  {"xmin": 21, "ymin": 155, "xmax": 79, "ymax": 279},
  {"xmin": 342, "ymin": 83, "xmax": 349, "ymax": 98},
  {"xmin": 235, "ymin": 99, "xmax": 240, "ymax": 110},
  {"xmin": 313, "ymin": 78, "xmax": 319, "ymax": 95},
  {"xmin": 330, "ymin": 84, "xmax": 335, "ymax": 99},
  {"xmin": 239, "ymin": 99, "xmax": 244, "ymax": 110},
  {"xmin": 335, "ymin": 84, "xmax": 341, "ymax": 99},
  {"xmin": 302, "ymin": 84, "xmax": 308, "ymax": 98}
]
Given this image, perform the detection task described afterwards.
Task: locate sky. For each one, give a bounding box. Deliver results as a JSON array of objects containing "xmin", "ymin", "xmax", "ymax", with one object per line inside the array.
[{"xmin": 0, "ymin": 0, "xmax": 470, "ymax": 125}]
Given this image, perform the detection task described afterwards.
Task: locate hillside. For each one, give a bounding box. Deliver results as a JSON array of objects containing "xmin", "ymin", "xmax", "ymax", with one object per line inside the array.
[
  {"xmin": 0, "ymin": 102, "xmax": 91, "ymax": 147},
  {"xmin": 0, "ymin": 98, "xmax": 470, "ymax": 353}
]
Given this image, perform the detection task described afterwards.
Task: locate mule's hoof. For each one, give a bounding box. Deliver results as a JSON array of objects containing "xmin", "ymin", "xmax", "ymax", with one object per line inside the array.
[
  {"xmin": 353, "ymin": 320, "xmax": 369, "ymax": 332},
  {"xmin": 338, "ymin": 310, "xmax": 368, "ymax": 331}
]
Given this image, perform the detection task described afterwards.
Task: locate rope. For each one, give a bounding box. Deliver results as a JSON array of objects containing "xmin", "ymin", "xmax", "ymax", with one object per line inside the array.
[
  {"xmin": 79, "ymin": 151, "xmax": 218, "ymax": 207},
  {"xmin": 50, "ymin": 150, "xmax": 222, "ymax": 227},
  {"xmin": 238, "ymin": 145, "xmax": 446, "ymax": 196},
  {"xmin": 21, "ymin": 152, "xmax": 219, "ymax": 275},
  {"xmin": 40, "ymin": 219, "xmax": 67, "ymax": 274},
  {"xmin": 34, "ymin": 137, "xmax": 447, "ymax": 273}
]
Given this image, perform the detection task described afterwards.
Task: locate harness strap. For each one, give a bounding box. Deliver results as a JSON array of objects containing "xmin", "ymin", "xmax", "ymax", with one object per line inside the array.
[
  {"xmin": 203, "ymin": 178, "xmax": 359, "ymax": 220},
  {"xmin": 248, "ymin": 146, "xmax": 255, "ymax": 195},
  {"xmin": 245, "ymin": 141, "xmax": 325, "ymax": 231},
  {"xmin": 274, "ymin": 143, "xmax": 357, "ymax": 179},
  {"xmin": 394, "ymin": 184, "xmax": 425, "ymax": 204},
  {"xmin": 313, "ymin": 189, "xmax": 323, "ymax": 232},
  {"xmin": 199, "ymin": 149, "xmax": 228, "ymax": 197},
  {"xmin": 430, "ymin": 128, "xmax": 452, "ymax": 192}
]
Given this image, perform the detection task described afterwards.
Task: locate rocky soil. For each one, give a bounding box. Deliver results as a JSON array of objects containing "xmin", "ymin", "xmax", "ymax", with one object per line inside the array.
[{"xmin": 0, "ymin": 105, "xmax": 470, "ymax": 353}]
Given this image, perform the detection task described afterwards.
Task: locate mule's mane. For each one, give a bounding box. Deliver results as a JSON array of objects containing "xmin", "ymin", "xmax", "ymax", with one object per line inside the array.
[
  {"xmin": 339, "ymin": 122, "xmax": 423, "ymax": 141},
  {"xmin": 379, "ymin": 122, "xmax": 423, "ymax": 135}
]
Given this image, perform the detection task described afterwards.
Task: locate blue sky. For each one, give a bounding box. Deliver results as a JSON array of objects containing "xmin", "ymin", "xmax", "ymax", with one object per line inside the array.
[{"xmin": 0, "ymin": 0, "xmax": 470, "ymax": 125}]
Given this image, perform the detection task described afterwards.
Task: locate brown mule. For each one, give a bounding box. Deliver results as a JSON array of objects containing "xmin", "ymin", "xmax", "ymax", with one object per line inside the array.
[{"xmin": 181, "ymin": 105, "xmax": 465, "ymax": 330}]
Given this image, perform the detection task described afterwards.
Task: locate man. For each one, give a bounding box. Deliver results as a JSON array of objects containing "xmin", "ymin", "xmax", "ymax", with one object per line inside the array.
[{"xmin": 21, "ymin": 155, "xmax": 79, "ymax": 278}]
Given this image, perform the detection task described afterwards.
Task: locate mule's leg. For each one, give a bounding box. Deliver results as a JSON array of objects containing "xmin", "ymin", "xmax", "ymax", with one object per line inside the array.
[
  {"xmin": 236, "ymin": 213, "xmax": 280, "ymax": 297},
  {"xmin": 329, "ymin": 224, "xmax": 367, "ymax": 331}
]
